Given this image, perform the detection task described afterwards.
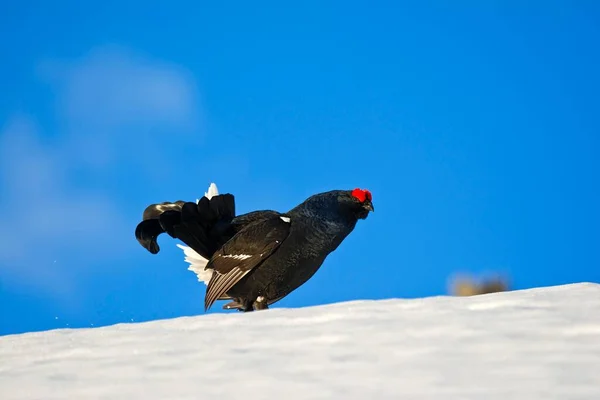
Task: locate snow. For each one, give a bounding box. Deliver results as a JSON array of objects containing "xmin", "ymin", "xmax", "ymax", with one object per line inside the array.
[{"xmin": 1, "ymin": 283, "xmax": 599, "ymax": 399}]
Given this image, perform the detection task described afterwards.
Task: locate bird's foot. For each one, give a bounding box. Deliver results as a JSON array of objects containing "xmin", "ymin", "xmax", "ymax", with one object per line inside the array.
[
  {"xmin": 223, "ymin": 301, "xmax": 243, "ymax": 310},
  {"xmin": 222, "ymin": 297, "xmax": 269, "ymax": 312},
  {"xmin": 223, "ymin": 298, "xmax": 253, "ymax": 312},
  {"xmin": 252, "ymin": 296, "xmax": 269, "ymax": 310}
]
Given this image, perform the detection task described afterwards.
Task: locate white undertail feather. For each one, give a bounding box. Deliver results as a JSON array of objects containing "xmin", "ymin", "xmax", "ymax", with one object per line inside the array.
[
  {"xmin": 177, "ymin": 243, "xmax": 213, "ymax": 284},
  {"xmin": 197, "ymin": 182, "xmax": 219, "ymax": 203},
  {"xmin": 179, "ymin": 182, "xmax": 219, "ymax": 285}
]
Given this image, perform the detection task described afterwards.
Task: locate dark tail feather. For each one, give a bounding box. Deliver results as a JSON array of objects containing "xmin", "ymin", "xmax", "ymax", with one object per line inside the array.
[
  {"xmin": 135, "ymin": 219, "xmax": 164, "ymax": 254},
  {"xmin": 134, "ymin": 192, "xmax": 236, "ymax": 260}
]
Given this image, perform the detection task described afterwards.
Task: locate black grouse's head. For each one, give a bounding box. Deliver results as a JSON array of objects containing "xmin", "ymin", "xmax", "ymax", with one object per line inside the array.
[
  {"xmin": 292, "ymin": 188, "xmax": 375, "ymax": 222},
  {"xmin": 338, "ymin": 188, "xmax": 374, "ymax": 220}
]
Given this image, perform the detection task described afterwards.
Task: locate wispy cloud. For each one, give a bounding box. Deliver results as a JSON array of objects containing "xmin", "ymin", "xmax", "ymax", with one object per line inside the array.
[
  {"xmin": 0, "ymin": 45, "xmax": 202, "ymax": 298},
  {"xmin": 54, "ymin": 46, "xmax": 198, "ymax": 129},
  {"xmin": 39, "ymin": 45, "xmax": 203, "ymax": 173}
]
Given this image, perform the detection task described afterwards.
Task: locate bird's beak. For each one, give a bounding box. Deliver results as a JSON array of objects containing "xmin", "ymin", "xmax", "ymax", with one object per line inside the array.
[{"xmin": 364, "ymin": 201, "xmax": 374, "ymax": 212}]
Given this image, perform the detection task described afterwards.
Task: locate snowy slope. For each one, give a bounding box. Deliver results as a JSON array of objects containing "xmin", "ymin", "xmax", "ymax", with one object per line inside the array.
[{"xmin": 1, "ymin": 283, "xmax": 599, "ymax": 400}]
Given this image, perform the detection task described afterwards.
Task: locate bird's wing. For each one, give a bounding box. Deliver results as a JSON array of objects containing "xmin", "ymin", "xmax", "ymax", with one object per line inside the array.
[{"xmin": 204, "ymin": 214, "xmax": 292, "ymax": 311}]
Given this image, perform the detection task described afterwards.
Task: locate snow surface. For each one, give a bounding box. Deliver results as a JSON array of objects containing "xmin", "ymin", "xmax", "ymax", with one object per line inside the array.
[{"xmin": 1, "ymin": 283, "xmax": 599, "ymax": 399}]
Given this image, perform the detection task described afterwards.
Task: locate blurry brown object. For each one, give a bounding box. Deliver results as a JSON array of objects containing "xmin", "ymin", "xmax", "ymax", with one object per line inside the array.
[{"xmin": 449, "ymin": 274, "xmax": 510, "ymax": 296}]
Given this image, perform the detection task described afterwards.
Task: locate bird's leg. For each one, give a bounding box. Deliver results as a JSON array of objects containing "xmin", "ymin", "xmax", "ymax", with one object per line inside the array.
[
  {"xmin": 222, "ymin": 298, "xmax": 254, "ymax": 312},
  {"xmin": 239, "ymin": 299, "xmax": 255, "ymax": 312},
  {"xmin": 252, "ymin": 296, "xmax": 269, "ymax": 310}
]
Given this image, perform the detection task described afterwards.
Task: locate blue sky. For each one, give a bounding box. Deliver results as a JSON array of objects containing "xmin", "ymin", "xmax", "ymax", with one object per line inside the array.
[{"xmin": 1, "ymin": 1, "xmax": 599, "ymax": 336}]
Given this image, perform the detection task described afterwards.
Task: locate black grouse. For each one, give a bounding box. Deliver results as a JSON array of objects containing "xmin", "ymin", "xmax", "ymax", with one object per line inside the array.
[{"xmin": 135, "ymin": 183, "xmax": 374, "ymax": 312}]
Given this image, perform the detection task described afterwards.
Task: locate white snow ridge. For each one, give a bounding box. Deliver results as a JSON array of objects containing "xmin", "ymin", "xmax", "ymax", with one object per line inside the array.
[{"xmin": 1, "ymin": 283, "xmax": 600, "ymax": 399}]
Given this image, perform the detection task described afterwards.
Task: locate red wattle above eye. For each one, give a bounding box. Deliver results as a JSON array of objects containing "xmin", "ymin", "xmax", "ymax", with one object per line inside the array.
[{"xmin": 351, "ymin": 188, "xmax": 370, "ymax": 202}]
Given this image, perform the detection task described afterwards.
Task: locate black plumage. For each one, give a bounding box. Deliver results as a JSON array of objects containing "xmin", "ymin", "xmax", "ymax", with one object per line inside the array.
[{"xmin": 135, "ymin": 186, "xmax": 374, "ymax": 312}]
